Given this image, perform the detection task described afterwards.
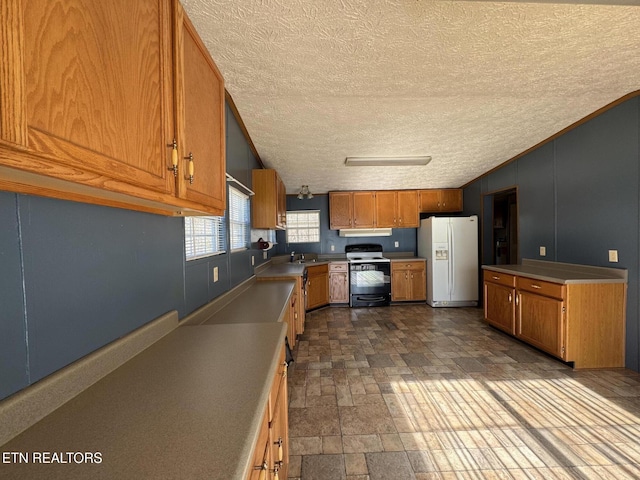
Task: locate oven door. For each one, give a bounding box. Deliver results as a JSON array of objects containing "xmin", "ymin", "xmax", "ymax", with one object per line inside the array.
[{"xmin": 349, "ymin": 262, "xmax": 391, "ymax": 307}]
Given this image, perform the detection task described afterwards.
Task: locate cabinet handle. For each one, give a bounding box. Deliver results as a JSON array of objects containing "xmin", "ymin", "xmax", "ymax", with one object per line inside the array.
[
  {"xmin": 411, "ymin": 273, "xmax": 414, "ymax": 279},
  {"xmin": 273, "ymin": 466, "xmax": 280, "ymax": 480},
  {"xmin": 515, "ymin": 295, "xmax": 519, "ymax": 306},
  {"xmin": 531, "ymin": 284, "xmax": 541, "ymax": 289},
  {"xmin": 255, "ymin": 461, "xmax": 268, "ymax": 480},
  {"xmin": 167, "ymin": 138, "xmax": 178, "ymax": 177},
  {"xmin": 405, "ymin": 273, "xmax": 408, "ymax": 279},
  {"xmin": 275, "ymin": 437, "xmax": 284, "ymax": 461},
  {"xmin": 282, "ymin": 361, "xmax": 288, "ymax": 378},
  {"xmin": 508, "ymin": 293, "xmax": 512, "ymax": 303},
  {"xmin": 185, "ymin": 153, "xmax": 194, "ymax": 184},
  {"xmin": 492, "ymin": 275, "xmax": 500, "ymax": 280}
]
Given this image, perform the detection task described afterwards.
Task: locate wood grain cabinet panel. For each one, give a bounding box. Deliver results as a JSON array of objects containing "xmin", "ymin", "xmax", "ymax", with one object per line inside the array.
[
  {"xmin": 174, "ymin": 2, "xmax": 226, "ymax": 213},
  {"xmin": 391, "ymin": 260, "xmax": 426, "ymax": 302},
  {"xmin": 329, "ymin": 192, "xmax": 353, "ymax": 229},
  {"xmin": 483, "ymin": 268, "xmax": 626, "ymax": 368},
  {"xmin": 352, "ymin": 192, "xmax": 376, "ymax": 228},
  {"xmin": 252, "ymin": 169, "xmax": 287, "ymax": 229},
  {"xmin": 419, "ymin": 189, "xmax": 462, "ymax": 213},
  {"xmin": 307, "ymin": 264, "xmax": 329, "ymax": 311},
  {"xmin": 396, "ymin": 190, "xmax": 419, "ymax": 227},
  {"xmin": 329, "ymin": 262, "xmax": 349, "ymax": 304},
  {"xmin": 0, "ymin": 0, "xmax": 227, "ymax": 216},
  {"xmin": 374, "ymin": 191, "xmax": 397, "ymax": 228}
]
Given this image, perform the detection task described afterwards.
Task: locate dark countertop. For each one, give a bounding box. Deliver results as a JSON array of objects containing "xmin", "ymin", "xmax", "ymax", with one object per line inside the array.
[
  {"xmin": 0, "ymin": 322, "xmax": 287, "ymax": 480},
  {"xmin": 483, "ymin": 259, "xmax": 627, "ymax": 284}
]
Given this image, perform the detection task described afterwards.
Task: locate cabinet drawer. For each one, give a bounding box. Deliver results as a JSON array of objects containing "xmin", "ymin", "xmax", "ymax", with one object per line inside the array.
[
  {"xmin": 483, "ymin": 270, "xmax": 516, "ymax": 287},
  {"xmin": 329, "ymin": 262, "xmax": 348, "ymax": 272},
  {"xmin": 517, "ymin": 277, "xmax": 565, "ymax": 299},
  {"xmin": 392, "ymin": 260, "xmax": 425, "ymax": 271}
]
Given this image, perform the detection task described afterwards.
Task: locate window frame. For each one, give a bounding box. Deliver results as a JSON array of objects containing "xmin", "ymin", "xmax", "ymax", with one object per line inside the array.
[
  {"xmin": 229, "ymin": 185, "xmax": 251, "ymax": 252},
  {"xmin": 184, "ymin": 215, "xmax": 226, "ymax": 261}
]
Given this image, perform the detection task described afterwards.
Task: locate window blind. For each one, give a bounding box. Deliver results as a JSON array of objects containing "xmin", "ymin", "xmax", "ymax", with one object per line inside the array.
[
  {"xmin": 229, "ymin": 186, "xmax": 250, "ymax": 251},
  {"xmin": 184, "ymin": 216, "xmax": 226, "ymax": 260}
]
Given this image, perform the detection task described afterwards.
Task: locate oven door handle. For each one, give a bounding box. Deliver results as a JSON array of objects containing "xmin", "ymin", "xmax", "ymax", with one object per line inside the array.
[{"xmin": 356, "ymin": 296, "xmax": 387, "ymax": 302}]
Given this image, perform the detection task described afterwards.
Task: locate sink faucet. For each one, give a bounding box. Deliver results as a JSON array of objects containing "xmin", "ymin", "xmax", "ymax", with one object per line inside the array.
[{"xmin": 300, "ymin": 253, "xmax": 305, "ymax": 260}]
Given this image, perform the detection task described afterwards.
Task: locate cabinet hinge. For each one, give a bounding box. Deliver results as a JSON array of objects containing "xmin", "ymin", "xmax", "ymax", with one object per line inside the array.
[{"xmin": 562, "ymin": 306, "xmax": 566, "ymax": 313}]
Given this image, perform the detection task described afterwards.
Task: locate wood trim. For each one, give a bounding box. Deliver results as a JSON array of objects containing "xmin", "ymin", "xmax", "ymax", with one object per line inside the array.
[
  {"xmin": 0, "ymin": 0, "xmax": 27, "ymax": 146},
  {"xmin": 225, "ymin": 90, "xmax": 264, "ymax": 168},
  {"xmin": 461, "ymin": 90, "xmax": 640, "ymax": 189}
]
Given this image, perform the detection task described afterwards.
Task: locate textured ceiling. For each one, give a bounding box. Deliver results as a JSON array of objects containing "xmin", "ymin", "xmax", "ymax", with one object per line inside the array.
[{"xmin": 182, "ymin": 0, "xmax": 640, "ymax": 193}]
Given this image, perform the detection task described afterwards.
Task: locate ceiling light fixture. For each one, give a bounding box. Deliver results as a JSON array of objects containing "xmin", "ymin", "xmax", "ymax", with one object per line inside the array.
[
  {"xmin": 345, "ymin": 156, "xmax": 432, "ymax": 166},
  {"xmin": 297, "ymin": 185, "xmax": 314, "ymax": 200}
]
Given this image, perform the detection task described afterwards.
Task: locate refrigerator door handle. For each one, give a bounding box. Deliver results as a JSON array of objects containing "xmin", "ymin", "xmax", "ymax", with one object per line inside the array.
[
  {"xmin": 449, "ymin": 221, "xmax": 455, "ymax": 296},
  {"xmin": 447, "ymin": 222, "xmax": 453, "ymax": 297}
]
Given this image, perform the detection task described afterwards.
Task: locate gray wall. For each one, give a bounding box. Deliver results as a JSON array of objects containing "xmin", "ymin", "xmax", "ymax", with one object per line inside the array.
[
  {"xmin": 463, "ymin": 96, "xmax": 640, "ymax": 372},
  {"xmin": 275, "ymin": 195, "xmax": 418, "ymax": 256},
  {"xmin": 0, "ymin": 102, "xmax": 270, "ymax": 401}
]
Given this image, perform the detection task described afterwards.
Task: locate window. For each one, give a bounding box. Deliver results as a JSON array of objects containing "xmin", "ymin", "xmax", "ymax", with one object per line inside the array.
[
  {"xmin": 229, "ymin": 186, "xmax": 250, "ymax": 251},
  {"xmin": 184, "ymin": 216, "xmax": 225, "ymax": 260},
  {"xmin": 286, "ymin": 210, "xmax": 321, "ymax": 243}
]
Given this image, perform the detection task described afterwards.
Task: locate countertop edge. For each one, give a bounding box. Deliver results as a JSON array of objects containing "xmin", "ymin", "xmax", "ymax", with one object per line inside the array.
[{"xmin": 483, "ymin": 263, "xmax": 627, "ymax": 284}]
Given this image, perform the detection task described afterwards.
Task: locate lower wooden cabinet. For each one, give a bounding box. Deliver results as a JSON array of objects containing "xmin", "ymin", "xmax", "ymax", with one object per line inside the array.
[
  {"xmin": 248, "ymin": 344, "xmax": 289, "ymax": 480},
  {"xmin": 483, "ymin": 267, "xmax": 626, "ymax": 368},
  {"xmin": 329, "ymin": 262, "xmax": 349, "ymax": 304},
  {"xmin": 391, "ymin": 260, "xmax": 426, "ymax": 302},
  {"xmin": 307, "ymin": 264, "xmax": 329, "ymax": 311}
]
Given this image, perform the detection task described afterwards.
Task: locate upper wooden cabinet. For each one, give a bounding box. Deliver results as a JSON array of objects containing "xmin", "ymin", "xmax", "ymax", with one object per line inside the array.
[
  {"xmin": 329, "ymin": 190, "xmax": 419, "ymax": 229},
  {"xmin": 329, "ymin": 192, "xmax": 353, "ymax": 229},
  {"xmin": 174, "ymin": 1, "xmax": 226, "ymax": 213},
  {"xmin": 352, "ymin": 191, "xmax": 376, "ymax": 228},
  {"xmin": 419, "ymin": 189, "xmax": 463, "ymax": 213},
  {"xmin": 0, "ymin": 0, "xmax": 226, "ymax": 216},
  {"xmin": 252, "ymin": 169, "xmax": 287, "ymax": 229}
]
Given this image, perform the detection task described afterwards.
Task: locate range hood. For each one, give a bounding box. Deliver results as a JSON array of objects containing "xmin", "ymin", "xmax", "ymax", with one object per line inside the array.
[{"xmin": 339, "ymin": 228, "xmax": 392, "ymax": 237}]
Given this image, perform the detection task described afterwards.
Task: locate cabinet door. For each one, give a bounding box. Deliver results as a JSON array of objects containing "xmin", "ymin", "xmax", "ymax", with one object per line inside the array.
[
  {"xmin": 353, "ymin": 192, "xmax": 375, "ymax": 228},
  {"xmin": 307, "ymin": 273, "xmax": 329, "ymax": 310},
  {"xmin": 278, "ymin": 176, "xmax": 287, "ymax": 229},
  {"xmin": 174, "ymin": 4, "xmax": 226, "ymax": 214},
  {"xmin": 409, "ymin": 267, "xmax": 426, "ymax": 301},
  {"xmin": 397, "ymin": 190, "xmax": 419, "ymax": 227},
  {"xmin": 517, "ymin": 291, "xmax": 564, "ymax": 358},
  {"xmin": 418, "ymin": 190, "xmax": 441, "ymax": 212},
  {"xmin": 391, "ymin": 269, "xmax": 409, "ymax": 301},
  {"xmin": 269, "ymin": 362, "xmax": 289, "ymax": 480},
  {"xmin": 484, "ymin": 282, "xmax": 516, "ymax": 334},
  {"xmin": 248, "ymin": 406, "xmax": 271, "ymax": 480},
  {"xmin": 10, "ymin": 0, "xmax": 175, "ymax": 194},
  {"xmin": 329, "ymin": 272, "xmax": 349, "ymax": 304},
  {"xmin": 329, "ymin": 192, "xmax": 353, "ymax": 229},
  {"xmin": 375, "ymin": 191, "xmax": 397, "ymax": 228},
  {"xmin": 440, "ymin": 189, "xmax": 463, "ymax": 212}
]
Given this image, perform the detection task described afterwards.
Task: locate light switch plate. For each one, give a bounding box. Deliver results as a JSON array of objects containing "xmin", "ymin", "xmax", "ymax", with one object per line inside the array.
[
  {"xmin": 330, "ymin": 245, "xmax": 335, "ymax": 252},
  {"xmin": 609, "ymin": 250, "xmax": 618, "ymax": 262},
  {"xmin": 213, "ymin": 267, "xmax": 219, "ymax": 283},
  {"xmin": 539, "ymin": 246, "xmax": 546, "ymax": 256},
  {"xmin": 251, "ymin": 255, "xmax": 255, "ymax": 266},
  {"xmin": 394, "ymin": 241, "xmax": 399, "ymax": 248}
]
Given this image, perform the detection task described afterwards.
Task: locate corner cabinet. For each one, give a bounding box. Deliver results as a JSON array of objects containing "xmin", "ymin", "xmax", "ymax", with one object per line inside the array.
[
  {"xmin": 483, "ymin": 266, "xmax": 626, "ymax": 369},
  {"xmin": 391, "ymin": 260, "xmax": 426, "ymax": 302},
  {"xmin": 0, "ymin": 0, "xmax": 226, "ymax": 216},
  {"xmin": 307, "ymin": 264, "xmax": 330, "ymax": 311},
  {"xmin": 253, "ymin": 169, "xmax": 287, "ymax": 230}
]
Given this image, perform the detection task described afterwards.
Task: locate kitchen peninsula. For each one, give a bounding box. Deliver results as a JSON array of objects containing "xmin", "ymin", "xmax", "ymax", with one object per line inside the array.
[{"xmin": 483, "ymin": 259, "xmax": 627, "ymax": 369}]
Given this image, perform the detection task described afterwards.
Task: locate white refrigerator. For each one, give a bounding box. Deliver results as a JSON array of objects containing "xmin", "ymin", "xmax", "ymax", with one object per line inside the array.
[{"xmin": 417, "ymin": 216, "xmax": 478, "ymax": 307}]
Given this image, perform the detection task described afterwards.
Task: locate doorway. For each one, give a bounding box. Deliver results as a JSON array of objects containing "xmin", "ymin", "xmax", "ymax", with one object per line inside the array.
[{"xmin": 484, "ymin": 188, "xmax": 518, "ymax": 265}]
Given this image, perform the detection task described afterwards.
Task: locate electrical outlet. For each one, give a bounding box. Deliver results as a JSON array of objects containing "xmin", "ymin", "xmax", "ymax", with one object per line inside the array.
[
  {"xmin": 609, "ymin": 250, "xmax": 618, "ymax": 262},
  {"xmin": 539, "ymin": 246, "xmax": 546, "ymax": 257},
  {"xmin": 251, "ymin": 255, "xmax": 255, "ymax": 266},
  {"xmin": 213, "ymin": 267, "xmax": 219, "ymax": 283},
  {"xmin": 394, "ymin": 241, "xmax": 399, "ymax": 248},
  {"xmin": 263, "ymin": 250, "xmax": 267, "ymax": 260},
  {"xmin": 330, "ymin": 245, "xmax": 335, "ymax": 252}
]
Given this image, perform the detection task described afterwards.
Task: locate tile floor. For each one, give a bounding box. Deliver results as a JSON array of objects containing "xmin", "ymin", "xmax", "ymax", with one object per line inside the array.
[{"xmin": 287, "ymin": 305, "xmax": 640, "ymax": 480}]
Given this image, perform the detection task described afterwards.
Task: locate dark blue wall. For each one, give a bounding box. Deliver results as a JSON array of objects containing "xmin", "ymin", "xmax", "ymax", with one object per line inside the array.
[
  {"xmin": 0, "ymin": 102, "xmax": 270, "ymax": 401},
  {"xmin": 464, "ymin": 96, "xmax": 640, "ymax": 372},
  {"xmin": 275, "ymin": 195, "xmax": 418, "ymax": 256}
]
